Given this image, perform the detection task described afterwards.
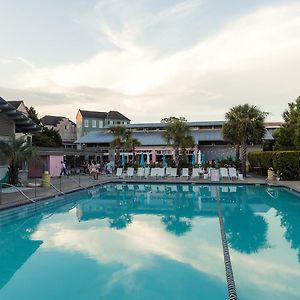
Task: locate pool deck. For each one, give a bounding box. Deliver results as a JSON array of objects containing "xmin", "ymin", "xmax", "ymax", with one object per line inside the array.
[{"xmin": 0, "ymin": 173, "xmax": 299, "ymax": 211}]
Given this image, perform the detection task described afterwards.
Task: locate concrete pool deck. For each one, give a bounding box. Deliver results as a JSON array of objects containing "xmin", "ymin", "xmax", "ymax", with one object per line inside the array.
[{"xmin": 0, "ymin": 173, "xmax": 299, "ymax": 211}]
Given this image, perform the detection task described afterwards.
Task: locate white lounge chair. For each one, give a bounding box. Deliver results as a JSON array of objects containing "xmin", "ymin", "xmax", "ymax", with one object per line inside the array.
[
  {"xmin": 144, "ymin": 167, "xmax": 150, "ymax": 178},
  {"xmin": 157, "ymin": 168, "xmax": 165, "ymax": 178},
  {"xmin": 150, "ymin": 168, "xmax": 158, "ymax": 178},
  {"xmin": 137, "ymin": 167, "xmax": 145, "ymax": 178},
  {"xmin": 181, "ymin": 168, "xmax": 189, "ymax": 179},
  {"xmin": 220, "ymin": 168, "xmax": 229, "ymax": 180},
  {"xmin": 191, "ymin": 168, "xmax": 200, "ymax": 179},
  {"xmin": 116, "ymin": 168, "xmax": 123, "ymax": 178},
  {"xmin": 126, "ymin": 167, "xmax": 134, "ymax": 178},
  {"xmin": 169, "ymin": 168, "xmax": 177, "ymax": 178},
  {"xmin": 229, "ymin": 167, "xmax": 238, "ymax": 180},
  {"xmin": 165, "ymin": 167, "xmax": 172, "ymax": 177}
]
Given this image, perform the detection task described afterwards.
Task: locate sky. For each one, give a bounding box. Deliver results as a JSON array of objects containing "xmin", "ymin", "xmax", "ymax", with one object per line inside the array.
[{"xmin": 0, "ymin": 0, "xmax": 299, "ymax": 123}]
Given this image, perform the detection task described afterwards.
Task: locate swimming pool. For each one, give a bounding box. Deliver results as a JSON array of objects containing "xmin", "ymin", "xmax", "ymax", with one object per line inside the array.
[{"xmin": 0, "ymin": 183, "xmax": 299, "ymax": 300}]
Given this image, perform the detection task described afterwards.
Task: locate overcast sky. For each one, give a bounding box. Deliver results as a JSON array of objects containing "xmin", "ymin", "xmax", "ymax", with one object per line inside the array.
[{"xmin": 0, "ymin": 0, "xmax": 299, "ymax": 123}]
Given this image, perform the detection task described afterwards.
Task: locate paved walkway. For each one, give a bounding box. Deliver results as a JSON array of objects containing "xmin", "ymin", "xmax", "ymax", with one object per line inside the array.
[{"xmin": 0, "ymin": 173, "xmax": 299, "ymax": 211}]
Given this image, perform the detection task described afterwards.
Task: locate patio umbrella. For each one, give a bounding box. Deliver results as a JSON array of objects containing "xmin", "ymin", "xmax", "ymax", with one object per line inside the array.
[
  {"xmin": 162, "ymin": 153, "xmax": 167, "ymax": 167},
  {"xmin": 122, "ymin": 153, "xmax": 126, "ymax": 167},
  {"xmin": 201, "ymin": 153, "xmax": 206, "ymax": 165},
  {"xmin": 192, "ymin": 153, "xmax": 195, "ymax": 166},
  {"xmin": 140, "ymin": 153, "xmax": 145, "ymax": 167},
  {"xmin": 197, "ymin": 150, "xmax": 201, "ymax": 164}
]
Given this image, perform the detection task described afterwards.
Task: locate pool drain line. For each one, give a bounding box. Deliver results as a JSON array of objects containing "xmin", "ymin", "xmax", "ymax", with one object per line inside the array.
[{"xmin": 216, "ymin": 192, "xmax": 238, "ymax": 300}]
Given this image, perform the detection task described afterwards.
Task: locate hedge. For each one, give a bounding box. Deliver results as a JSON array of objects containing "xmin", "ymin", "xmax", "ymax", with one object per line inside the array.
[{"xmin": 248, "ymin": 151, "xmax": 300, "ymax": 180}]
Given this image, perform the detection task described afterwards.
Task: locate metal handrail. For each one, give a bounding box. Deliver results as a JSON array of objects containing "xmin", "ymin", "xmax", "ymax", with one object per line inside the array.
[
  {"xmin": 67, "ymin": 175, "xmax": 87, "ymax": 190},
  {"xmin": 40, "ymin": 179, "xmax": 65, "ymax": 195},
  {"xmin": 0, "ymin": 183, "xmax": 36, "ymax": 203}
]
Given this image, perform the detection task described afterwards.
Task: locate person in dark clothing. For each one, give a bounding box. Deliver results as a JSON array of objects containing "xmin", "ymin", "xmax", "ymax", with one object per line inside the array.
[{"xmin": 60, "ymin": 161, "xmax": 69, "ymax": 177}]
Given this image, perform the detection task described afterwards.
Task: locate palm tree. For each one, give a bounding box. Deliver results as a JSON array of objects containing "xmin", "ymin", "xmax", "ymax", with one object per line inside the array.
[
  {"xmin": 222, "ymin": 104, "xmax": 268, "ymax": 176},
  {"xmin": 124, "ymin": 131, "xmax": 141, "ymax": 165},
  {"xmin": 108, "ymin": 125, "xmax": 127, "ymax": 168},
  {"xmin": 161, "ymin": 117, "xmax": 195, "ymax": 166},
  {"xmin": 0, "ymin": 136, "xmax": 39, "ymax": 185}
]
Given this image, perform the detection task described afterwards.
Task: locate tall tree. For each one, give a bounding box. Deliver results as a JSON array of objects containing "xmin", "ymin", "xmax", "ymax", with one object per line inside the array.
[
  {"xmin": 32, "ymin": 127, "xmax": 62, "ymax": 147},
  {"xmin": 274, "ymin": 96, "xmax": 300, "ymax": 150},
  {"xmin": 27, "ymin": 106, "xmax": 41, "ymax": 126},
  {"xmin": 0, "ymin": 137, "xmax": 39, "ymax": 185},
  {"xmin": 222, "ymin": 104, "xmax": 268, "ymax": 176},
  {"xmin": 109, "ymin": 125, "xmax": 127, "ymax": 168},
  {"xmin": 161, "ymin": 117, "xmax": 194, "ymax": 166},
  {"xmin": 124, "ymin": 131, "xmax": 141, "ymax": 165}
]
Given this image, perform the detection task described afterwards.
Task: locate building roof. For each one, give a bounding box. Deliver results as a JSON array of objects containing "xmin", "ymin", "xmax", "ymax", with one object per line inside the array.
[
  {"xmin": 7, "ymin": 101, "xmax": 23, "ymax": 109},
  {"xmin": 107, "ymin": 110, "xmax": 130, "ymax": 121},
  {"xmin": 41, "ymin": 115, "xmax": 76, "ymax": 126},
  {"xmin": 75, "ymin": 128, "xmax": 274, "ymax": 145},
  {"xmin": 123, "ymin": 121, "xmax": 224, "ymax": 129},
  {"xmin": 79, "ymin": 109, "xmax": 130, "ymax": 121},
  {"xmin": 0, "ymin": 97, "xmax": 40, "ymax": 133}
]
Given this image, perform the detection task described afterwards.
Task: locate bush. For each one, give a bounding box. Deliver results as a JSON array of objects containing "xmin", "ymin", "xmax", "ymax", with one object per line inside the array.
[
  {"xmin": 248, "ymin": 151, "xmax": 300, "ymax": 180},
  {"xmin": 272, "ymin": 151, "xmax": 300, "ymax": 180}
]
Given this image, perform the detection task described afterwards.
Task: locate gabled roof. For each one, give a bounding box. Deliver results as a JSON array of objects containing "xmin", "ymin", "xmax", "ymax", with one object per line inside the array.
[
  {"xmin": 7, "ymin": 101, "xmax": 23, "ymax": 109},
  {"xmin": 78, "ymin": 109, "xmax": 130, "ymax": 121},
  {"xmin": 41, "ymin": 115, "xmax": 76, "ymax": 127},
  {"xmin": 107, "ymin": 110, "xmax": 130, "ymax": 121},
  {"xmin": 79, "ymin": 110, "xmax": 107, "ymax": 119},
  {"xmin": 0, "ymin": 97, "xmax": 40, "ymax": 133}
]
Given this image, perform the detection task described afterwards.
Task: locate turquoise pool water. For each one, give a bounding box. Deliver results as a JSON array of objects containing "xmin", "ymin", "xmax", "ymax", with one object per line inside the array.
[{"xmin": 0, "ymin": 184, "xmax": 299, "ymax": 300}]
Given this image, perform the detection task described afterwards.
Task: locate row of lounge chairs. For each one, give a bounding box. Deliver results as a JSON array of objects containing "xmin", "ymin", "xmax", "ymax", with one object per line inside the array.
[{"xmin": 115, "ymin": 167, "xmax": 242, "ymax": 180}]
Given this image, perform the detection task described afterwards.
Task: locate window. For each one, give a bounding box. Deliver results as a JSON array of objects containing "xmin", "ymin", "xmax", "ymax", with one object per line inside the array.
[
  {"xmin": 108, "ymin": 120, "xmax": 110, "ymax": 125},
  {"xmin": 84, "ymin": 119, "xmax": 89, "ymax": 127},
  {"xmin": 92, "ymin": 120, "xmax": 97, "ymax": 128},
  {"xmin": 99, "ymin": 120, "xmax": 103, "ymax": 128}
]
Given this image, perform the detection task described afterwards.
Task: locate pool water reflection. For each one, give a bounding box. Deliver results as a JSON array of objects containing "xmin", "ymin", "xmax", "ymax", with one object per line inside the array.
[{"xmin": 0, "ymin": 184, "xmax": 299, "ymax": 300}]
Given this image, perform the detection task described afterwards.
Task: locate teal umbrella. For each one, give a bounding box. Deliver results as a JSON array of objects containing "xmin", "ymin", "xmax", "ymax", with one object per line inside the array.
[
  {"xmin": 122, "ymin": 153, "xmax": 126, "ymax": 167},
  {"xmin": 192, "ymin": 153, "xmax": 195, "ymax": 166},
  {"xmin": 201, "ymin": 153, "xmax": 206, "ymax": 164},
  {"xmin": 162, "ymin": 153, "xmax": 167, "ymax": 167},
  {"xmin": 140, "ymin": 153, "xmax": 145, "ymax": 167}
]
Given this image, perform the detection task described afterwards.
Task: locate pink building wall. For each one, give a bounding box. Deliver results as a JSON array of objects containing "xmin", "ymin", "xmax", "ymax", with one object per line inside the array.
[
  {"xmin": 49, "ymin": 156, "xmax": 64, "ymax": 177},
  {"xmin": 29, "ymin": 155, "xmax": 63, "ymax": 177}
]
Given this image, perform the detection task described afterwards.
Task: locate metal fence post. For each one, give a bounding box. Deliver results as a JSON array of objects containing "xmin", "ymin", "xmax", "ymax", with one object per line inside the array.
[
  {"xmin": 79, "ymin": 173, "xmax": 81, "ymax": 187},
  {"xmin": 60, "ymin": 176, "xmax": 62, "ymax": 192},
  {"xmin": 34, "ymin": 178, "xmax": 37, "ymax": 198}
]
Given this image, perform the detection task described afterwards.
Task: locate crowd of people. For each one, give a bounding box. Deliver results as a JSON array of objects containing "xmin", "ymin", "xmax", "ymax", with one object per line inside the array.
[{"xmin": 82, "ymin": 161, "xmax": 114, "ymax": 179}]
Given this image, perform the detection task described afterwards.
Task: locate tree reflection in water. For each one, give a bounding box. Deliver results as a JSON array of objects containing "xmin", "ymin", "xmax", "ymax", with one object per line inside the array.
[
  {"xmin": 224, "ymin": 204, "xmax": 269, "ymax": 254},
  {"xmin": 162, "ymin": 189, "xmax": 195, "ymax": 236}
]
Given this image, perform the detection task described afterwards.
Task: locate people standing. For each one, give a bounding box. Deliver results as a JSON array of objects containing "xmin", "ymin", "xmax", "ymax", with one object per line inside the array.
[{"xmin": 60, "ymin": 161, "xmax": 69, "ymax": 177}]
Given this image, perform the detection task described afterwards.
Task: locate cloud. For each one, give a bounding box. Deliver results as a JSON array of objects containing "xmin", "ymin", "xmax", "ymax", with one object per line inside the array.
[{"xmin": 0, "ymin": 2, "xmax": 300, "ymax": 122}]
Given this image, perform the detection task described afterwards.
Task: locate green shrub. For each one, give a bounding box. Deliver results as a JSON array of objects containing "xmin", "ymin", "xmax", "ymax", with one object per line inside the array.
[
  {"xmin": 248, "ymin": 151, "xmax": 300, "ymax": 180},
  {"xmin": 248, "ymin": 152, "xmax": 262, "ymax": 169},
  {"xmin": 260, "ymin": 152, "xmax": 274, "ymax": 175},
  {"xmin": 272, "ymin": 151, "xmax": 300, "ymax": 180}
]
